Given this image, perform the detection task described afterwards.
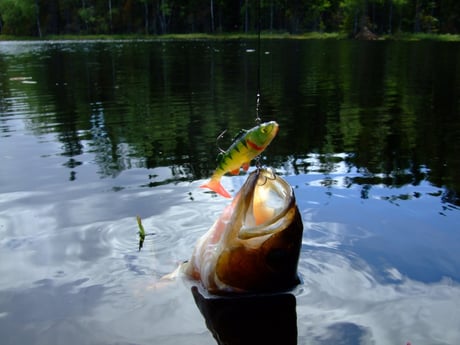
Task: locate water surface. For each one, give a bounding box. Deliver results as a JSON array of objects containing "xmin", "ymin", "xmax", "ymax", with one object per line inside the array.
[{"xmin": 1, "ymin": 39, "xmax": 460, "ymax": 345}]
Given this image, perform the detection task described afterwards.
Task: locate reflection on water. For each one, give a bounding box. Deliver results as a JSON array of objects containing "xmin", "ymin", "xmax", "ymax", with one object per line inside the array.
[
  {"xmin": 1, "ymin": 40, "xmax": 460, "ymax": 201},
  {"xmin": 296, "ymin": 248, "xmax": 460, "ymax": 345},
  {"xmin": 192, "ymin": 287, "xmax": 297, "ymax": 345},
  {"xmin": 0, "ymin": 173, "xmax": 459, "ymax": 344},
  {"xmin": 1, "ymin": 40, "xmax": 460, "ymax": 344}
]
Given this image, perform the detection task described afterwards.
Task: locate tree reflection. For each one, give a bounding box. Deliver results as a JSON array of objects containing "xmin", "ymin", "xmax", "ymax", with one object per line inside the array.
[{"xmin": 1, "ymin": 40, "xmax": 459, "ymax": 205}]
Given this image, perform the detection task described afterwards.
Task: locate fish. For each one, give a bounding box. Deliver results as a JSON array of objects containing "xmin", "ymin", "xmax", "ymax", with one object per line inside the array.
[
  {"xmin": 185, "ymin": 168, "xmax": 303, "ymax": 294},
  {"xmin": 200, "ymin": 121, "xmax": 279, "ymax": 198}
]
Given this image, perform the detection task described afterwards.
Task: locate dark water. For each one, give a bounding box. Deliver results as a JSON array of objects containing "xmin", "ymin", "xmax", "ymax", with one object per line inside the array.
[{"xmin": 1, "ymin": 39, "xmax": 460, "ymax": 345}]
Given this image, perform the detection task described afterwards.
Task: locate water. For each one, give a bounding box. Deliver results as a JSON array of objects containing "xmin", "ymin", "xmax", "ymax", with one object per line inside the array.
[{"xmin": 1, "ymin": 39, "xmax": 460, "ymax": 345}]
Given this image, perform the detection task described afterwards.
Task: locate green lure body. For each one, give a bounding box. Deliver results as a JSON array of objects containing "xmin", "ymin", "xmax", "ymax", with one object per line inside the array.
[{"xmin": 201, "ymin": 121, "xmax": 279, "ymax": 198}]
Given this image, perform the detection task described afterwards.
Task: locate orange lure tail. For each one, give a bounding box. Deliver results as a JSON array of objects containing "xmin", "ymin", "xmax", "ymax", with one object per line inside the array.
[{"xmin": 200, "ymin": 178, "xmax": 232, "ymax": 198}]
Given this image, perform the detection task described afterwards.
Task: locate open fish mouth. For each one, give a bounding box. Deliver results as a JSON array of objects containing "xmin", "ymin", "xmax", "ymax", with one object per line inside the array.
[
  {"xmin": 186, "ymin": 168, "xmax": 304, "ymax": 294},
  {"xmin": 239, "ymin": 168, "xmax": 297, "ymax": 237}
]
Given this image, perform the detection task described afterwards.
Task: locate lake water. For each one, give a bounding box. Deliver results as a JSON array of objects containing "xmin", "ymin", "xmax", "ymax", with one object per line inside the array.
[{"xmin": 1, "ymin": 39, "xmax": 460, "ymax": 345}]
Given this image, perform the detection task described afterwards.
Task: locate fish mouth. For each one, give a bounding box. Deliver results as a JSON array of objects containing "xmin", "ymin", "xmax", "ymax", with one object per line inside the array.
[
  {"xmin": 186, "ymin": 168, "xmax": 303, "ymax": 293},
  {"xmin": 213, "ymin": 168, "xmax": 304, "ymax": 293},
  {"xmin": 239, "ymin": 168, "xmax": 296, "ymax": 238}
]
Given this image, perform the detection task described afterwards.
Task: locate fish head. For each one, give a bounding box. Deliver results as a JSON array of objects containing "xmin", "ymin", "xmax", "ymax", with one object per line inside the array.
[
  {"xmin": 247, "ymin": 121, "xmax": 279, "ymax": 149},
  {"xmin": 186, "ymin": 168, "xmax": 303, "ymax": 294}
]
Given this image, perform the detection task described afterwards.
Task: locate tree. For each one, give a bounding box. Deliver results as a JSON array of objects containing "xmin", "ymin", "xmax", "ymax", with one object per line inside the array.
[
  {"xmin": 34, "ymin": 0, "xmax": 42, "ymax": 37},
  {"xmin": 0, "ymin": 0, "xmax": 36, "ymax": 35},
  {"xmin": 390, "ymin": 0, "xmax": 408, "ymax": 33},
  {"xmin": 157, "ymin": 0, "xmax": 172, "ymax": 34},
  {"xmin": 339, "ymin": 0, "xmax": 366, "ymax": 35},
  {"xmin": 1, "ymin": 0, "xmax": 460, "ymax": 36}
]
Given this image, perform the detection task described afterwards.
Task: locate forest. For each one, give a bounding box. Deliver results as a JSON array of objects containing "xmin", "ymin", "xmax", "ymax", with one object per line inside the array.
[{"xmin": 0, "ymin": 0, "xmax": 459, "ymax": 38}]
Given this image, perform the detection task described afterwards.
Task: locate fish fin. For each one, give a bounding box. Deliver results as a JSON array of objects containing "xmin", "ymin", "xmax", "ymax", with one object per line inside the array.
[
  {"xmin": 230, "ymin": 168, "xmax": 240, "ymax": 175},
  {"xmin": 200, "ymin": 179, "xmax": 232, "ymax": 198},
  {"xmin": 242, "ymin": 162, "xmax": 250, "ymax": 171}
]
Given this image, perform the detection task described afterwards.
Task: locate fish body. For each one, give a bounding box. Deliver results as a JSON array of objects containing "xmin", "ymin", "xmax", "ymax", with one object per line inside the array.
[
  {"xmin": 186, "ymin": 168, "xmax": 303, "ymax": 294},
  {"xmin": 201, "ymin": 121, "xmax": 279, "ymax": 198}
]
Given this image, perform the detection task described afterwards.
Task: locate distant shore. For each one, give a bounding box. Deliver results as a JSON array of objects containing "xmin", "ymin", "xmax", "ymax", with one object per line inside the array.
[{"xmin": 1, "ymin": 32, "xmax": 460, "ymax": 42}]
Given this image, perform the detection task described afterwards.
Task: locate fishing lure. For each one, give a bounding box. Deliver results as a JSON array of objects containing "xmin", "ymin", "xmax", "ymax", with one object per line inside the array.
[{"xmin": 200, "ymin": 121, "xmax": 279, "ymax": 198}]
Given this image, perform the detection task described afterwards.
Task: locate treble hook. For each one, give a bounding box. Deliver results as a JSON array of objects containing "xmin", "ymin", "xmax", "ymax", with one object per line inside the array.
[
  {"xmin": 254, "ymin": 156, "xmax": 262, "ymax": 169},
  {"xmin": 216, "ymin": 129, "xmax": 228, "ymax": 153}
]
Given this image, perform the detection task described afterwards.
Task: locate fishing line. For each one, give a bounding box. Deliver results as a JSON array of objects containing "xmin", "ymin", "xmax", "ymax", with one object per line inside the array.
[
  {"xmin": 254, "ymin": 0, "xmax": 263, "ymax": 170},
  {"xmin": 255, "ymin": 0, "xmax": 262, "ymax": 126}
]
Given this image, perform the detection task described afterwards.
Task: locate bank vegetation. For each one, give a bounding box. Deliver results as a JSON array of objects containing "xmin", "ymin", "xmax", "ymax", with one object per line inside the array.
[{"xmin": 1, "ymin": 0, "xmax": 459, "ymax": 39}]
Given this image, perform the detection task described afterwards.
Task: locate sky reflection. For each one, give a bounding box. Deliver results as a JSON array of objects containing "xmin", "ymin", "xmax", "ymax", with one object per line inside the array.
[{"xmin": 297, "ymin": 248, "xmax": 460, "ymax": 345}]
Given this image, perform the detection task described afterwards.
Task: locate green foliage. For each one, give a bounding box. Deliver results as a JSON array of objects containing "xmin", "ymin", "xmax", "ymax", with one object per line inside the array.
[
  {"xmin": 0, "ymin": 0, "xmax": 35, "ymax": 35},
  {"xmin": 0, "ymin": 0, "xmax": 459, "ymax": 38},
  {"xmin": 78, "ymin": 7, "xmax": 96, "ymax": 25}
]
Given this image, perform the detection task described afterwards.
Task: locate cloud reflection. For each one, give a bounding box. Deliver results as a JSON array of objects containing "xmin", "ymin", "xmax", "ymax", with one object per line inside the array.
[
  {"xmin": 296, "ymin": 248, "xmax": 460, "ymax": 345},
  {"xmin": 0, "ymin": 278, "xmax": 105, "ymax": 345}
]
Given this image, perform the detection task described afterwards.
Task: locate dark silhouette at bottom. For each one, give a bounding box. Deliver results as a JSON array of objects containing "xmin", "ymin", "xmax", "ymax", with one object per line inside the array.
[{"xmin": 191, "ymin": 286, "xmax": 297, "ymax": 345}]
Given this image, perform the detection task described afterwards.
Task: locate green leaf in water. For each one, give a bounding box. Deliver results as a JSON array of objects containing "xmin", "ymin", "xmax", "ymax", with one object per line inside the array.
[{"xmin": 137, "ymin": 215, "xmax": 146, "ymax": 251}]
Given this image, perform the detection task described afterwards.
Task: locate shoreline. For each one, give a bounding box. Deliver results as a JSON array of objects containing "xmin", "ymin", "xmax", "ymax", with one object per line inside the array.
[{"xmin": 1, "ymin": 32, "xmax": 460, "ymax": 42}]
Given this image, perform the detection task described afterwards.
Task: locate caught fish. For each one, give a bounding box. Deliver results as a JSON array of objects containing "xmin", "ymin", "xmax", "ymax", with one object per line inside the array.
[
  {"xmin": 186, "ymin": 168, "xmax": 303, "ymax": 294},
  {"xmin": 200, "ymin": 121, "xmax": 279, "ymax": 198}
]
